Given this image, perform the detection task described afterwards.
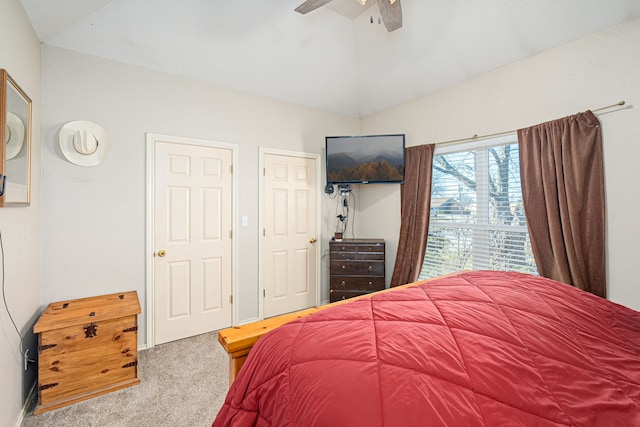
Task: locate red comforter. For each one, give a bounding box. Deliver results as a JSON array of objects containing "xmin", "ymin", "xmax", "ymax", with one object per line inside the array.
[{"xmin": 213, "ymin": 271, "xmax": 640, "ymax": 426}]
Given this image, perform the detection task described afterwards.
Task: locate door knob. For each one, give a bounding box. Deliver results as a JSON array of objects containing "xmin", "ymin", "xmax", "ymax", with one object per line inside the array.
[
  {"xmin": 157, "ymin": 250, "xmax": 166, "ymax": 257},
  {"xmin": 309, "ymin": 238, "xmax": 317, "ymax": 243}
]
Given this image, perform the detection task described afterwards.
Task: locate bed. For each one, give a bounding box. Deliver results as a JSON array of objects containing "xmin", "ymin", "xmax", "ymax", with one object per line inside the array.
[{"xmin": 212, "ymin": 270, "xmax": 640, "ymax": 426}]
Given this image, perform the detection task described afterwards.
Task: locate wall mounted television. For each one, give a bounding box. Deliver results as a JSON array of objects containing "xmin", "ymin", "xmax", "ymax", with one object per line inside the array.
[{"xmin": 326, "ymin": 134, "xmax": 405, "ymax": 184}]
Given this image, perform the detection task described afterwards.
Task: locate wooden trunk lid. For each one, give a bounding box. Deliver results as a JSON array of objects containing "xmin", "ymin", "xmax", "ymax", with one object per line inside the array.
[{"xmin": 34, "ymin": 291, "xmax": 141, "ymax": 333}]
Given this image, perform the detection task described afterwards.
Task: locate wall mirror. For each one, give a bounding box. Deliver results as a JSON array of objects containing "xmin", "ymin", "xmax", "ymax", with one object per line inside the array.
[{"xmin": 1, "ymin": 69, "xmax": 32, "ymax": 206}]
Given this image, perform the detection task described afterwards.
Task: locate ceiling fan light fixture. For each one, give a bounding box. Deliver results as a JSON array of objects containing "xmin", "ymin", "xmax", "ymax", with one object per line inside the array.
[
  {"xmin": 357, "ymin": 0, "xmax": 397, "ymax": 4},
  {"xmin": 295, "ymin": 0, "xmax": 402, "ymax": 32}
]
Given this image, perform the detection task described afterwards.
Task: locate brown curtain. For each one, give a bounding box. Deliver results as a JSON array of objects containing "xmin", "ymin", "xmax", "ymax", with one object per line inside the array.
[
  {"xmin": 517, "ymin": 110, "xmax": 606, "ymax": 297},
  {"xmin": 390, "ymin": 144, "xmax": 435, "ymax": 287}
]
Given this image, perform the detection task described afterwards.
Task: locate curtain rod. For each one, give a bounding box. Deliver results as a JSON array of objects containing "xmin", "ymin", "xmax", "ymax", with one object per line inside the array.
[{"xmin": 432, "ymin": 100, "xmax": 626, "ymax": 147}]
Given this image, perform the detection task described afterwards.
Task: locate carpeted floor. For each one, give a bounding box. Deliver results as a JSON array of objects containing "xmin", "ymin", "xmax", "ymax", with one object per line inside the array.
[{"xmin": 22, "ymin": 331, "xmax": 229, "ymax": 427}]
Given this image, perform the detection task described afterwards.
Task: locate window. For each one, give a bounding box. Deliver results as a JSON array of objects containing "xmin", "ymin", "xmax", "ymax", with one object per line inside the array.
[{"xmin": 420, "ymin": 135, "xmax": 537, "ymax": 279}]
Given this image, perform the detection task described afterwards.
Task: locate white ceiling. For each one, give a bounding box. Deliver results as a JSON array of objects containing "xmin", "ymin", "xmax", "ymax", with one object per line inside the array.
[{"xmin": 21, "ymin": 0, "xmax": 640, "ymax": 117}]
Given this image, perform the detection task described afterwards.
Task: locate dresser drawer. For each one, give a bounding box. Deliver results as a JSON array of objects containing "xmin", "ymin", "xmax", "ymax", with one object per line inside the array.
[
  {"xmin": 330, "ymin": 276, "xmax": 385, "ymax": 292},
  {"xmin": 356, "ymin": 251, "xmax": 385, "ymax": 261},
  {"xmin": 357, "ymin": 243, "xmax": 384, "ymax": 253},
  {"xmin": 330, "ymin": 244, "xmax": 358, "ymax": 253},
  {"xmin": 330, "ymin": 261, "xmax": 384, "ymax": 276},
  {"xmin": 330, "ymin": 289, "xmax": 372, "ymax": 303},
  {"xmin": 330, "ymin": 251, "xmax": 358, "ymax": 260},
  {"xmin": 330, "ymin": 251, "xmax": 384, "ymax": 261}
]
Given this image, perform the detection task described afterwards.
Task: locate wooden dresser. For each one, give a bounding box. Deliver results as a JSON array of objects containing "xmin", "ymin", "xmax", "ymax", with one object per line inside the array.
[
  {"xmin": 33, "ymin": 291, "xmax": 141, "ymax": 414},
  {"xmin": 329, "ymin": 238, "xmax": 385, "ymax": 302}
]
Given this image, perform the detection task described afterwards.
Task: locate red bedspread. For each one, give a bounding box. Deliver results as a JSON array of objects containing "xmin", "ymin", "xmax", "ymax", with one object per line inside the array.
[{"xmin": 213, "ymin": 271, "xmax": 640, "ymax": 426}]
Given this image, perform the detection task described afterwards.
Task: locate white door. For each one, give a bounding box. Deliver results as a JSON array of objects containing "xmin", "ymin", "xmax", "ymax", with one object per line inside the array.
[
  {"xmin": 153, "ymin": 139, "xmax": 233, "ymax": 345},
  {"xmin": 262, "ymin": 152, "xmax": 319, "ymax": 318}
]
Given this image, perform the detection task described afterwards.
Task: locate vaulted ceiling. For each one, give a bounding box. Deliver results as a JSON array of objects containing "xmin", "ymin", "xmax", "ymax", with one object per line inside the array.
[{"xmin": 21, "ymin": 0, "xmax": 640, "ymax": 117}]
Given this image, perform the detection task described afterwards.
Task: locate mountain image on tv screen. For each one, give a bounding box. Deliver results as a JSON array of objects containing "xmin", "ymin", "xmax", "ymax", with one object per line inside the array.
[{"xmin": 326, "ymin": 135, "xmax": 405, "ymax": 183}]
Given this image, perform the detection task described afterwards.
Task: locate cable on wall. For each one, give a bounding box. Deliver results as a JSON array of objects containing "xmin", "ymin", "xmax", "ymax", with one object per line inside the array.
[
  {"xmin": 348, "ymin": 191, "xmax": 357, "ymax": 238},
  {"xmin": 335, "ymin": 191, "xmax": 348, "ymax": 235},
  {"xmin": 0, "ymin": 229, "xmax": 35, "ymax": 366},
  {"xmin": 335, "ymin": 185, "xmax": 358, "ymax": 237}
]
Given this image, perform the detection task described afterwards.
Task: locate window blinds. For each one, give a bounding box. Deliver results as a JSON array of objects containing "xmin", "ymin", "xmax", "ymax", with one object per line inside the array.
[{"xmin": 420, "ymin": 136, "xmax": 537, "ymax": 280}]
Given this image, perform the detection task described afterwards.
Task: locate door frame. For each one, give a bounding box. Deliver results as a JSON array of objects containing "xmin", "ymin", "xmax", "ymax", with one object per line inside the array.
[
  {"xmin": 146, "ymin": 133, "xmax": 238, "ymax": 349},
  {"xmin": 258, "ymin": 147, "xmax": 321, "ymax": 320}
]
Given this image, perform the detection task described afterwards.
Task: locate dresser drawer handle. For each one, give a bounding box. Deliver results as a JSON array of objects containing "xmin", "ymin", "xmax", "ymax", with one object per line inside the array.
[
  {"xmin": 342, "ymin": 265, "xmax": 346, "ymax": 269},
  {"xmin": 368, "ymin": 266, "xmax": 373, "ymax": 270},
  {"xmin": 342, "ymin": 281, "xmax": 346, "ymax": 286},
  {"xmin": 369, "ymin": 281, "xmax": 372, "ymax": 285}
]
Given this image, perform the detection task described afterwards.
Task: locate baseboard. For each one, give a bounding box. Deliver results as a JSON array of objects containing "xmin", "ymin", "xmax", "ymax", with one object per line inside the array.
[
  {"xmin": 238, "ymin": 316, "xmax": 260, "ymax": 326},
  {"xmin": 15, "ymin": 381, "xmax": 37, "ymax": 427},
  {"xmin": 137, "ymin": 343, "xmax": 148, "ymax": 352}
]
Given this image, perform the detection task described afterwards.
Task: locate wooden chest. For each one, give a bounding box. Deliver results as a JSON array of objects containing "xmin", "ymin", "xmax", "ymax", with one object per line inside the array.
[
  {"xmin": 329, "ymin": 238, "xmax": 385, "ymax": 302},
  {"xmin": 33, "ymin": 291, "xmax": 141, "ymax": 414}
]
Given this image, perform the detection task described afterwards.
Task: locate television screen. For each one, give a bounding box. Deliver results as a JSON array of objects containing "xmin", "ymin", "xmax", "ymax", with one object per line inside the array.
[{"xmin": 326, "ymin": 134, "xmax": 405, "ymax": 184}]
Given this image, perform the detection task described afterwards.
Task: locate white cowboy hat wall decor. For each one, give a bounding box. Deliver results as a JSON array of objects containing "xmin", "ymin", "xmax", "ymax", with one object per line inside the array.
[
  {"xmin": 5, "ymin": 111, "xmax": 25, "ymax": 160},
  {"xmin": 59, "ymin": 120, "xmax": 110, "ymax": 166}
]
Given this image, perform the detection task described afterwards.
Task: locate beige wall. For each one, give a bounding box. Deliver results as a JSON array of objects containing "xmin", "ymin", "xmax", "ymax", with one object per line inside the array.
[
  {"xmin": 40, "ymin": 46, "xmax": 360, "ymax": 344},
  {"xmin": 0, "ymin": 0, "xmax": 42, "ymax": 426},
  {"xmin": 359, "ymin": 19, "xmax": 640, "ymax": 310}
]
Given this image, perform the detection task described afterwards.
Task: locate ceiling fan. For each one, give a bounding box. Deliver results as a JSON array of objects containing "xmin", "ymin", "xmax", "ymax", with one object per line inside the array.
[{"xmin": 295, "ymin": 0, "xmax": 403, "ymax": 32}]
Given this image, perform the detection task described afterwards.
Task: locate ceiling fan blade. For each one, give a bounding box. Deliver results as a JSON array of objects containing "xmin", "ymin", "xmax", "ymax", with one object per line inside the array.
[
  {"xmin": 377, "ymin": 0, "xmax": 402, "ymax": 32},
  {"xmin": 295, "ymin": 0, "xmax": 335, "ymax": 14}
]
